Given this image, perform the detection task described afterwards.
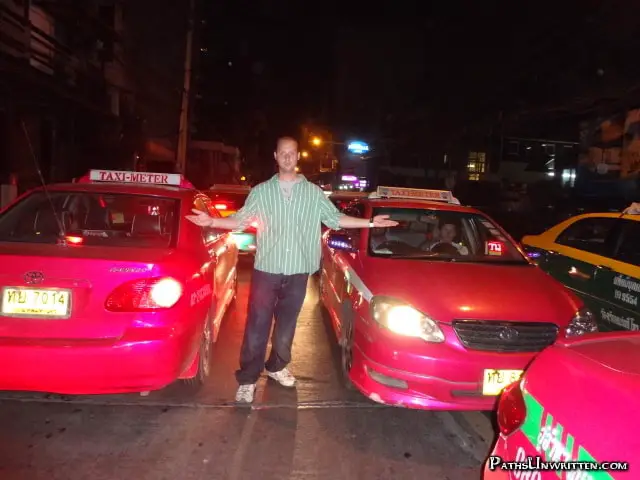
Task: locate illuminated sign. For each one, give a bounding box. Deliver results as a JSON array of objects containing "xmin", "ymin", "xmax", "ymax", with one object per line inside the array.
[
  {"xmin": 373, "ymin": 186, "xmax": 454, "ymax": 203},
  {"xmin": 89, "ymin": 170, "xmax": 183, "ymax": 186},
  {"xmin": 347, "ymin": 141, "xmax": 370, "ymax": 154},
  {"xmin": 487, "ymin": 241, "xmax": 504, "ymax": 255},
  {"xmin": 341, "ymin": 175, "xmax": 357, "ymax": 182}
]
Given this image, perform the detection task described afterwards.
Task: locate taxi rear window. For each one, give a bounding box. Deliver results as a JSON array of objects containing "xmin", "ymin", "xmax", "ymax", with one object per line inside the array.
[
  {"xmin": 0, "ymin": 191, "xmax": 179, "ymax": 248},
  {"xmin": 368, "ymin": 207, "xmax": 527, "ymax": 263}
]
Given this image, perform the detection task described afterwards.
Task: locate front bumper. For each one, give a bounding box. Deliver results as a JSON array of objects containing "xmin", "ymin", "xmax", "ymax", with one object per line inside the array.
[{"xmin": 349, "ymin": 324, "xmax": 537, "ymax": 411}]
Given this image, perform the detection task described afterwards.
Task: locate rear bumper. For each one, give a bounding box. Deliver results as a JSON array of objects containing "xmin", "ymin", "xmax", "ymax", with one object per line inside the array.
[{"xmin": 0, "ymin": 335, "xmax": 188, "ymax": 395}]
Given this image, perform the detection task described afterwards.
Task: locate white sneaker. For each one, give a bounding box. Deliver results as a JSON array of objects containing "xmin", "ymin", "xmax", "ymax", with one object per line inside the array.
[
  {"xmin": 266, "ymin": 367, "xmax": 296, "ymax": 387},
  {"xmin": 235, "ymin": 384, "xmax": 256, "ymax": 403}
]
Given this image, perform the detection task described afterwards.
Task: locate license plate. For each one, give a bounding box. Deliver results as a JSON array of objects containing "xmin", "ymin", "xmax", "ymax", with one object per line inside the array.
[
  {"xmin": 482, "ymin": 369, "xmax": 523, "ymax": 396},
  {"xmin": 1, "ymin": 288, "xmax": 71, "ymax": 318}
]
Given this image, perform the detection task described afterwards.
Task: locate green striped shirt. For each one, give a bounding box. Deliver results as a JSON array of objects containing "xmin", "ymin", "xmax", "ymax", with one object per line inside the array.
[{"xmin": 232, "ymin": 174, "xmax": 343, "ymax": 275}]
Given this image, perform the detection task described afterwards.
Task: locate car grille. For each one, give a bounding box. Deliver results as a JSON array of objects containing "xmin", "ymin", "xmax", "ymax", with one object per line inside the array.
[{"xmin": 452, "ymin": 320, "xmax": 559, "ymax": 353}]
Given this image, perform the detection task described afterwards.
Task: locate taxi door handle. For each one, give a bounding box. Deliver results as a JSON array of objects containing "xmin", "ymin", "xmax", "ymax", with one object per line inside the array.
[
  {"xmin": 568, "ymin": 267, "xmax": 591, "ymax": 280},
  {"xmin": 596, "ymin": 265, "xmax": 612, "ymax": 272}
]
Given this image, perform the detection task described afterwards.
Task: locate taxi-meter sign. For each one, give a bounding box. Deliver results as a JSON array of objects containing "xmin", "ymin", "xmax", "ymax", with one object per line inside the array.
[
  {"xmin": 88, "ymin": 169, "xmax": 183, "ymax": 186},
  {"xmin": 482, "ymin": 369, "xmax": 523, "ymax": 395},
  {"xmin": 374, "ymin": 186, "xmax": 454, "ymax": 202}
]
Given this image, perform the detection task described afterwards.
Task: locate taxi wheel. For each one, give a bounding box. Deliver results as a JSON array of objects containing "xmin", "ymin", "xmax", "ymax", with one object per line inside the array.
[
  {"xmin": 184, "ymin": 318, "xmax": 213, "ymax": 387},
  {"xmin": 340, "ymin": 319, "xmax": 356, "ymax": 390}
]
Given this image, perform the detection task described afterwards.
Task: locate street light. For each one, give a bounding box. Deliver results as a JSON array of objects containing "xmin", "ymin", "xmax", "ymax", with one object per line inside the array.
[
  {"xmin": 311, "ymin": 136, "xmax": 322, "ymax": 147},
  {"xmin": 301, "ymin": 150, "xmax": 309, "ymax": 158}
]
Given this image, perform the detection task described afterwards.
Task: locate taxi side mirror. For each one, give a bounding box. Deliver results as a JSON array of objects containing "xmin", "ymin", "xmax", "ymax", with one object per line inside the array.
[{"xmin": 327, "ymin": 231, "xmax": 358, "ymax": 253}]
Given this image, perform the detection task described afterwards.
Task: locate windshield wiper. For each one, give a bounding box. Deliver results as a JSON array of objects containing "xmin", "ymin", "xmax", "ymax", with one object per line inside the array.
[
  {"xmin": 377, "ymin": 253, "xmax": 530, "ymax": 264},
  {"xmin": 381, "ymin": 253, "xmax": 458, "ymax": 261}
]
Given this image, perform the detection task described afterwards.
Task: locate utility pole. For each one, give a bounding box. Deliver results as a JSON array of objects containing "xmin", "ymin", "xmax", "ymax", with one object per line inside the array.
[{"xmin": 176, "ymin": 0, "xmax": 195, "ymax": 173}]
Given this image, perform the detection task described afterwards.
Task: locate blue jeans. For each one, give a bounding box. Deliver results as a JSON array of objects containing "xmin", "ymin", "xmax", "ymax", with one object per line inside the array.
[{"xmin": 235, "ymin": 269, "xmax": 308, "ymax": 385}]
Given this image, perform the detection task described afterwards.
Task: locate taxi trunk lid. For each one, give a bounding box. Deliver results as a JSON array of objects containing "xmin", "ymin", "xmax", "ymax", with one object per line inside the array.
[{"xmin": 0, "ymin": 243, "xmax": 176, "ymax": 341}]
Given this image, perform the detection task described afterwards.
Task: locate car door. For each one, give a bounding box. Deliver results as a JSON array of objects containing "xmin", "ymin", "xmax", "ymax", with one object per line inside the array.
[
  {"xmin": 544, "ymin": 215, "xmax": 621, "ymax": 318},
  {"xmin": 330, "ymin": 202, "xmax": 366, "ymax": 310},
  {"xmin": 590, "ymin": 218, "xmax": 640, "ymax": 331},
  {"xmin": 194, "ymin": 196, "xmax": 234, "ymax": 332}
]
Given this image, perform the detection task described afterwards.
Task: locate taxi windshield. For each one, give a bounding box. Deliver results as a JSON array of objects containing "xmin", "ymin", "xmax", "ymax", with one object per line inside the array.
[
  {"xmin": 0, "ymin": 190, "xmax": 179, "ymax": 248},
  {"xmin": 368, "ymin": 207, "xmax": 527, "ymax": 263}
]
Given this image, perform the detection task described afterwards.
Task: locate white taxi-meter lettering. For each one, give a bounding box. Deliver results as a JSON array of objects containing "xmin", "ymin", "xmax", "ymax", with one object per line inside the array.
[
  {"xmin": 89, "ymin": 169, "xmax": 182, "ymax": 186},
  {"xmin": 190, "ymin": 284, "xmax": 212, "ymax": 306},
  {"xmin": 377, "ymin": 186, "xmax": 452, "ymax": 201}
]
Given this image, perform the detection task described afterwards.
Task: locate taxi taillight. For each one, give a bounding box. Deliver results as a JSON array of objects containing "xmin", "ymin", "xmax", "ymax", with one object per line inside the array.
[
  {"xmin": 497, "ymin": 380, "xmax": 526, "ymax": 436},
  {"xmin": 105, "ymin": 277, "xmax": 183, "ymax": 312},
  {"xmin": 64, "ymin": 235, "xmax": 83, "ymax": 245}
]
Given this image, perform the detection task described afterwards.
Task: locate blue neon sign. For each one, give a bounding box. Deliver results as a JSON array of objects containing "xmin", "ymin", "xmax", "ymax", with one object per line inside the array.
[{"xmin": 347, "ymin": 141, "xmax": 370, "ymax": 154}]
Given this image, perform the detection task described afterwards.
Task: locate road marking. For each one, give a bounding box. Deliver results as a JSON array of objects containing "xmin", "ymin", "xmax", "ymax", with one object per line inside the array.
[
  {"xmin": 0, "ymin": 396, "xmax": 388, "ymax": 410},
  {"xmin": 227, "ymin": 408, "xmax": 258, "ymax": 480}
]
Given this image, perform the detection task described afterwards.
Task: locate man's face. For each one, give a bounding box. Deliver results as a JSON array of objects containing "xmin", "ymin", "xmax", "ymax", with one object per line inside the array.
[
  {"xmin": 440, "ymin": 224, "xmax": 457, "ymax": 243},
  {"xmin": 274, "ymin": 139, "xmax": 299, "ymax": 174}
]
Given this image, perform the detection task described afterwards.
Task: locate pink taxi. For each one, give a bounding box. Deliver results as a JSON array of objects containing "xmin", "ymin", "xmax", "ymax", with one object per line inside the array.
[
  {"xmin": 320, "ymin": 186, "xmax": 598, "ymax": 410},
  {"xmin": 0, "ymin": 170, "xmax": 238, "ymax": 394},
  {"xmin": 485, "ymin": 331, "xmax": 636, "ymax": 479}
]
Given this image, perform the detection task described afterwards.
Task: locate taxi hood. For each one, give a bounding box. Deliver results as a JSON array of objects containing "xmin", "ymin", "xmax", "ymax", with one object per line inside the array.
[
  {"xmin": 361, "ymin": 258, "xmax": 580, "ymax": 325},
  {"xmin": 558, "ymin": 332, "xmax": 640, "ymax": 375}
]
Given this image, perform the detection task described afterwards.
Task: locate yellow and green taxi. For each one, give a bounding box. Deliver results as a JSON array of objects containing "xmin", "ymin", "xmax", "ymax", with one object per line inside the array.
[{"xmin": 522, "ymin": 203, "xmax": 639, "ymax": 332}]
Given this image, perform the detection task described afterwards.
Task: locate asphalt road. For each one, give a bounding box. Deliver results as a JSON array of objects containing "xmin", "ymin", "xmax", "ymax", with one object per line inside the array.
[{"xmin": 0, "ymin": 258, "xmax": 497, "ymax": 480}]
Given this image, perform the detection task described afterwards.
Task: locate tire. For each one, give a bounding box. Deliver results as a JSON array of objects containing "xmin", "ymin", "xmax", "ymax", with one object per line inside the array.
[
  {"xmin": 182, "ymin": 317, "xmax": 213, "ymax": 387},
  {"xmin": 340, "ymin": 317, "xmax": 356, "ymax": 390}
]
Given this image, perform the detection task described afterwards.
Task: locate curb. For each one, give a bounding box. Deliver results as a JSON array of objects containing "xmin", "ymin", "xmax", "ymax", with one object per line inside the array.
[{"xmin": 439, "ymin": 411, "xmax": 496, "ymax": 464}]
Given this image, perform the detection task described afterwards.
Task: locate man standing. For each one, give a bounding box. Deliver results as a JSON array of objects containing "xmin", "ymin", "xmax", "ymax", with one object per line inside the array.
[{"xmin": 186, "ymin": 136, "xmax": 398, "ymax": 403}]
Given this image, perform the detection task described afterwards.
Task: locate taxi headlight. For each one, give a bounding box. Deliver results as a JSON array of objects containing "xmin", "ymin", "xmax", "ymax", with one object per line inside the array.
[
  {"xmin": 371, "ymin": 297, "xmax": 444, "ymax": 343},
  {"xmin": 566, "ymin": 307, "xmax": 598, "ymax": 336}
]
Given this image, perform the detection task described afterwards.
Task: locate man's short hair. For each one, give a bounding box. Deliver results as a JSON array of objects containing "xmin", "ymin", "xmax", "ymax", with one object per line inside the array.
[{"xmin": 276, "ymin": 136, "xmax": 298, "ymax": 149}]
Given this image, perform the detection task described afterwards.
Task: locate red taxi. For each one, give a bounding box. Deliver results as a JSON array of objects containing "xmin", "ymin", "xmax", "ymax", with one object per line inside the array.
[
  {"xmin": 485, "ymin": 331, "xmax": 636, "ymax": 479},
  {"xmin": 0, "ymin": 170, "xmax": 238, "ymax": 394},
  {"xmin": 320, "ymin": 186, "xmax": 598, "ymax": 410},
  {"xmin": 208, "ymin": 184, "xmax": 256, "ymax": 254}
]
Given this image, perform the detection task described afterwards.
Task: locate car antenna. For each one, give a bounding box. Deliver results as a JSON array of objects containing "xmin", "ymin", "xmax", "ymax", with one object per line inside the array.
[{"xmin": 20, "ymin": 119, "xmax": 67, "ymax": 239}]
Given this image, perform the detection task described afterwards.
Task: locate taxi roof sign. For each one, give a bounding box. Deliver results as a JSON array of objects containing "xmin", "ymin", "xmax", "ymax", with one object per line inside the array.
[
  {"xmin": 81, "ymin": 170, "xmax": 194, "ymax": 188},
  {"xmin": 370, "ymin": 186, "xmax": 460, "ymax": 204}
]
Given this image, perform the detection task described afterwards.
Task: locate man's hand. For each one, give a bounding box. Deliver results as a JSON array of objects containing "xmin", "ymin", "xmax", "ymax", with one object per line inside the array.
[
  {"xmin": 372, "ymin": 215, "xmax": 399, "ymax": 227},
  {"xmin": 624, "ymin": 202, "xmax": 640, "ymax": 214},
  {"xmin": 185, "ymin": 208, "xmax": 213, "ymax": 227}
]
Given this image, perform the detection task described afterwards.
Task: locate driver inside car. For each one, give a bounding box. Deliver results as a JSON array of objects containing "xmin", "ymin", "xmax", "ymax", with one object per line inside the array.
[{"xmin": 430, "ymin": 222, "xmax": 469, "ymax": 255}]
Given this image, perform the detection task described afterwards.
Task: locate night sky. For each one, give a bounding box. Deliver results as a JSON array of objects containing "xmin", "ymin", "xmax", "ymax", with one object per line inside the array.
[{"xmin": 148, "ymin": 1, "xmax": 640, "ymax": 165}]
